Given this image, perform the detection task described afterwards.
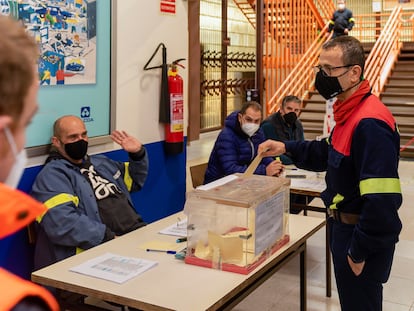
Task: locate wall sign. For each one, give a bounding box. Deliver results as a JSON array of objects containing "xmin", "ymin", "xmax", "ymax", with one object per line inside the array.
[{"xmin": 160, "ymin": 0, "xmax": 176, "ymax": 14}]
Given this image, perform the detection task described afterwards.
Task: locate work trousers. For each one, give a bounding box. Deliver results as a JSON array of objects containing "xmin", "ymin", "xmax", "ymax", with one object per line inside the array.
[{"xmin": 328, "ymin": 217, "xmax": 396, "ymax": 311}]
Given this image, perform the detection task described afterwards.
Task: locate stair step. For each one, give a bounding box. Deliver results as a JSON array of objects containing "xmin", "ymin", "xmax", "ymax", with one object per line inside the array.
[
  {"xmin": 394, "ymin": 61, "xmax": 414, "ymax": 66},
  {"xmin": 383, "ymin": 87, "xmax": 414, "ymax": 93},
  {"xmin": 388, "ymin": 75, "xmax": 414, "ymax": 80},
  {"xmin": 381, "ymin": 92, "xmax": 414, "ymax": 99},
  {"xmin": 392, "ymin": 66, "xmax": 414, "ymax": 72},
  {"xmin": 384, "ymin": 83, "xmax": 414, "ymax": 88}
]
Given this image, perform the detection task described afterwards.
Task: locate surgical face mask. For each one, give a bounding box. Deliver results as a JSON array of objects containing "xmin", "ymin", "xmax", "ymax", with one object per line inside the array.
[
  {"xmin": 4, "ymin": 127, "xmax": 27, "ymax": 188},
  {"xmin": 64, "ymin": 139, "xmax": 88, "ymax": 160},
  {"xmin": 241, "ymin": 122, "xmax": 260, "ymax": 137},
  {"xmin": 314, "ymin": 70, "xmax": 344, "ymax": 100},
  {"xmin": 338, "ymin": 3, "xmax": 346, "ymax": 10},
  {"xmin": 283, "ymin": 112, "xmax": 298, "ymax": 126}
]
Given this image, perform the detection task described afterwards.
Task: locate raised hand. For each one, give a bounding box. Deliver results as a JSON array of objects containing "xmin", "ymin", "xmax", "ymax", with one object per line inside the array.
[{"xmin": 110, "ymin": 130, "xmax": 142, "ymax": 153}]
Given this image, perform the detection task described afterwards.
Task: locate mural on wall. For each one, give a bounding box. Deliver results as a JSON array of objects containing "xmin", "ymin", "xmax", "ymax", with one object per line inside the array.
[{"xmin": 0, "ymin": 0, "xmax": 97, "ymax": 85}]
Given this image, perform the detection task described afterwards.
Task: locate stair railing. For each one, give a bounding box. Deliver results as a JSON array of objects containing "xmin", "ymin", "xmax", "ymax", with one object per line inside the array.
[
  {"xmin": 266, "ymin": 24, "xmax": 330, "ymax": 115},
  {"xmin": 364, "ymin": 6, "xmax": 403, "ymax": 96}
]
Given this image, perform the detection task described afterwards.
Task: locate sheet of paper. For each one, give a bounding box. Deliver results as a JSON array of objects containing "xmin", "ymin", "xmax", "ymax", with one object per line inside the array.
[
  {"xmin": 70, "ymin": 253, "xmax": 158, "ymax": 284},
  {"xmin": 286, "ymin": 168, "xmax": 326, "ymax": 192},
  {"xmin": 290, "ymin": 178, "xmax": 326, "ymax": 192},
  {"xmin": 196, "ymin": 174, "xmax": 239, "ymax": 191},
  {"xmin": 243, "ymin": 151, "xmax": 265, "ymax": 177},
  {"xmin": 158, "ymin": 218, "xmax": 188, "ymax": 237}
]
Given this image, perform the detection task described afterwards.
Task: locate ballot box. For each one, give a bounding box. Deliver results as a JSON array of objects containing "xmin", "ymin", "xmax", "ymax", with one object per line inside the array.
[{"xmin": 184, "ymin": 174, "xmax": 290, "ymax": 274}]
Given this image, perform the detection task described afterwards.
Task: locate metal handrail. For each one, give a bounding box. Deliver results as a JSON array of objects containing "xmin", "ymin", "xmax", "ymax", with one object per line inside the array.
[
  {"xmin": 265, "ymin": 6, "xmax": 412, "ymax": 114},
  {"xmin": 266, "ymin": 24, "xmax": 330, "ymax": 115}
]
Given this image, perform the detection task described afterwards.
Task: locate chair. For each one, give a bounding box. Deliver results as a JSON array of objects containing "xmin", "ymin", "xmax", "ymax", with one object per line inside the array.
[{"xmin": 189, "ymin": 162, "xmax": 208, "ymax": 188}]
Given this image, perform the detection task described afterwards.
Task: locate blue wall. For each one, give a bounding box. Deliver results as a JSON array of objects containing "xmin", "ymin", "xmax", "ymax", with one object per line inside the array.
[{"xmin": 0, "ymin": 140, "xmax": 187, "ymax": 279}]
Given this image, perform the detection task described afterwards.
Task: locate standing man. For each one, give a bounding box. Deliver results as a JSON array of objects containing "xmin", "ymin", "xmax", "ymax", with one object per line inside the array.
[
  {"xmin": 259, "ymin": 36, "xmax": 402, "ymax": 311},
  {"xmin": 261, "ymin": 95, "xmax": 304, "ymax": 165},
  {"xmin": 204, "ymin": 101, "xmax": 284, "ymax": 184},
  {"xmin": 328, "ymin": 0, "xmax": 355, "ymax": 38},
  {"xmin": 32, "ymin": 115, "xmax": 149, "ymax": 271},
  {"xmin": 0, "ymin": 16, "xmax": 59, "ymax": 311}
]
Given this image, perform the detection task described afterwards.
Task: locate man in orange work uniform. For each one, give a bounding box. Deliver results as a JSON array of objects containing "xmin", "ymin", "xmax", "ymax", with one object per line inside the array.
[{"xmin": 0, "ymin": 16, "xmax": 59, "ymax": 311}]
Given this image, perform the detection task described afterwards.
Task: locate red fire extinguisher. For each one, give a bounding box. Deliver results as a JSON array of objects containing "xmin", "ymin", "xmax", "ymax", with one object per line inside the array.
[{"xmin": 165, "ymin": 60, "xmax": 184, "ymax": 154}]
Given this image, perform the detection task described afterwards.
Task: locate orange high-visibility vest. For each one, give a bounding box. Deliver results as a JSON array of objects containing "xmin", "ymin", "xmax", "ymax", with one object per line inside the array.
[
  {"xmin": 0, "ymin": 268, "xmax": 59, "ymax": 310},
  {"xmin": 0, "ymin": 182, "xmax": 47, "ymax": 239}
]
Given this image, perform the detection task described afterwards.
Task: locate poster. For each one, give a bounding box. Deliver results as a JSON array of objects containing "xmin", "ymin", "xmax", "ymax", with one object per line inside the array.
[
  {"xmin": 1, "ymin": 0, "xmax": 97, "ymax": 86},
  {"xmin": 1, "ymin": 0, "xmax": 111, "ymax": 149}
]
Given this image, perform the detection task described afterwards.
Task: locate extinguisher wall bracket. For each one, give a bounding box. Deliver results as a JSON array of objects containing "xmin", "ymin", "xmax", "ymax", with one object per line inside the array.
[{"xmin": 143, "ymin": 43, "xmax": 166, "ymax": 71}]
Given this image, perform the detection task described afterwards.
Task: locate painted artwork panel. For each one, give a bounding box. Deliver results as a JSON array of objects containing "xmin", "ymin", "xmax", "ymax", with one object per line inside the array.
[{"xmin": 1, "ymin": 0, "xmax": 97, "ymax": 85}]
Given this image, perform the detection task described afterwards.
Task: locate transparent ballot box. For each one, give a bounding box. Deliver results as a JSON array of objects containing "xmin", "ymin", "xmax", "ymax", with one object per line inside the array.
[{"xmin": 184, "ymin": 174, "xmax": 290, "ymax": 274}]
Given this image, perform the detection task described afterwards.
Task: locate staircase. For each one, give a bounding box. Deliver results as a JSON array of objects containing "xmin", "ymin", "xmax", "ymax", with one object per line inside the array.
[{"xmin": 381, "ymin": 42, "xmax": 414, "ymax": 158}]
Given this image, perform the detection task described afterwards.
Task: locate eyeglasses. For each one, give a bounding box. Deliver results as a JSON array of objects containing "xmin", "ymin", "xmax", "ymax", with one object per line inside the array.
[{"xmin": 313, "ymin": 64, "xmax": 358, "ymax": 77}]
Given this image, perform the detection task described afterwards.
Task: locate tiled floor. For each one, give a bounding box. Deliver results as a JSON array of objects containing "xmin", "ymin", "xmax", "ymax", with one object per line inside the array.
[{"xmin": 186, "ymin": 131, "xmax": 414, "ymax": 311}]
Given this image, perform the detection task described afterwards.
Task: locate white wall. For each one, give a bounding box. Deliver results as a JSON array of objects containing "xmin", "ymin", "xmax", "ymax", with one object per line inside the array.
[
  {"xmin": 115, "ymin": 0, "xmax": 189, "ymax": 144},
  {"xmin": 28, "ymin": 0, "xmax": 189, "ymax": 166}
]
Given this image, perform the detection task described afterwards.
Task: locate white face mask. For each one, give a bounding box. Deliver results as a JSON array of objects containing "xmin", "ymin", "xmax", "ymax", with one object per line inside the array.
[
  {"xmin": 241, "ymin": 122, "xmax": 260, "ymax": 137},
  {"xmin": 4, "ymin": 127, "xmax": 27, "ymax": 189},
  {"xmin": 338, "ymin": 3, "xmax": 345, "ymax": 10}
]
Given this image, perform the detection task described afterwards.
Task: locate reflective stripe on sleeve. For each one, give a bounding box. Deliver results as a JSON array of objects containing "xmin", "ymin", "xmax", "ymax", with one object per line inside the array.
[
  {"xmin": 36, "ymin": 193, "xmax": 79, "ymax": 222},
  {"xmin": 360, "ymin": 178, "xmax": 401, "ymax": 196},
  {"xmin": 123, "ymin": 162, "xmax": 133, "ymax": 191}
]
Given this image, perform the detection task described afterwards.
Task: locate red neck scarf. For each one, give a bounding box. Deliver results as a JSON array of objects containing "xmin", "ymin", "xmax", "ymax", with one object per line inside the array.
[{"xmin": 333, "ymin": 80, "xmax": 371, "ymax": 125}]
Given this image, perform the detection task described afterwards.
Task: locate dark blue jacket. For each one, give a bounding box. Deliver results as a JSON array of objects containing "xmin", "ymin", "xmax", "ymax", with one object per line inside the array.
[
  {"xmin": 329, "ymin": 8, "xmax": 355, "ymax": 38},
  {"xmin": 204, "ymin": 111, "xmax": 274, "ymax": 184},
  {"xmin": 285, "ymin": 87, "xmax": 402, "ymax": 263},
  {"xmin": 261, "ymin": 111, "xmax": 304, "ymax": 164},
  {"xmin": 31, "ymin": 150, "xmax": 148, "ymax": 270}
]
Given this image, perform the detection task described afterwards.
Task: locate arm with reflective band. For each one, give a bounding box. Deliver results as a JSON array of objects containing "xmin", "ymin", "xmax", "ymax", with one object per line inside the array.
[
  {"xmin": 123, "ymin": 162, "xmax": 133, "ymax": 191},
  {"xmin": 36, "ymin": 193, "xmax": 79, "ymax": 222},
  {"xmin": 126, "ymin": 148, "xmax": 149, "ymax": 192},
  {"xmin": 359, "ymin": 178, "xmax": 401, "ymax": 196},
  {"xmin": 348, "ymin": 118, "xmax": 402, "ymax": 262}
]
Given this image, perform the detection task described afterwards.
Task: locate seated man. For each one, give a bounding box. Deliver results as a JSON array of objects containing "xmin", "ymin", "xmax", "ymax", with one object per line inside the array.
[
  {"xmin": 261, "ymin": 95, "xmax": 304, "ymax": 165},
  {"xmin": 261, "ymin": 95, "xmax": 309, "ymax": 213},
  {"xmin": 204, "ymin": 101, "xmax": 284, "ymax": 184},
  {"xmin": 32, "ymin": 115, "xmax": 149, "ymax": 270}
]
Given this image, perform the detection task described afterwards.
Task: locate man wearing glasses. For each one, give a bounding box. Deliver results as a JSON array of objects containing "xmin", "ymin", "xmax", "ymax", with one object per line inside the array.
[{"xmin": 259, "ymin": 36, "xmax": 402, "ymax": 311}]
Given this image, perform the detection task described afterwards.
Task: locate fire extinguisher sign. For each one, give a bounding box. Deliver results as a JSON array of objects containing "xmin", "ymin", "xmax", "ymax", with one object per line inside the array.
[
  {"xmin": 160, "ymin": 0, "xmax": 176, "ymax": 14},
  {"xmin": 170, "ymin": 93, "xmax": 183, "ymax": 132}
]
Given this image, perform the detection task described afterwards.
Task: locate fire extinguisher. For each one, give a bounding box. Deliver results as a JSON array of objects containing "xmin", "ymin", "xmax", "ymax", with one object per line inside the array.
[{"xmin": 165, "ymin": 60, "xmax": 185, "ymax": 155}]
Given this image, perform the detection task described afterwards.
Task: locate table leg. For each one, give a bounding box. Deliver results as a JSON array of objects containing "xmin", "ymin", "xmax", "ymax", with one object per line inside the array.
[
  {"xmin": 326, "ymin": 216, "xmax": 332, "ymax": 297},
  {"xmin": 300, "ymin": 243, "xmax": 307, "ymax": 311}
]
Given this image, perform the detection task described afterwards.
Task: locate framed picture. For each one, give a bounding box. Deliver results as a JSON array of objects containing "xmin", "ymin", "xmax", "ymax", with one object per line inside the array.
[
  {"xmin": 1, "ymin": 0, "xmax": 115, "ymax": 154},
  {"xmin": 383, "ymin": 0, "xmax": 414, "ymax": 10}
]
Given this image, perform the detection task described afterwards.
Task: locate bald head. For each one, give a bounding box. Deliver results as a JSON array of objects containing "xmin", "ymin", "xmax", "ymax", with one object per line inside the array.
[
  {"xmin": 53, "ymin": 115, "xmax": 85, "ymax": 139},
  {"xmin": 51, "ymin": 115, "xmax": 88, "ymax": 163}
]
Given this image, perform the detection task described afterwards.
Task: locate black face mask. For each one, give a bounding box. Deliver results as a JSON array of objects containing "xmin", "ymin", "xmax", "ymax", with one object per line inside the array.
[
  {"xmin": 283, "ymin": 112, "xmax": 297, "ymax": 126},
  {"xmin": 64, "ymin": 139, "xmax": 88, "ymax": 160},
  {"xmin": 315, "ymin": 70, "xmax": 344, "ymax": 100}
]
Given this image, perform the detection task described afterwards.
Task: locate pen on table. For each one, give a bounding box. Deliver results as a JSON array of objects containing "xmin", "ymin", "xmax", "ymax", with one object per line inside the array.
[
  {"xmin": 146, "ymin": 249, "xmax": 177, "ymax": 254},
  {"xmin": 176, "ymin": 237, "xmax": 187, "ymax": 243}
]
